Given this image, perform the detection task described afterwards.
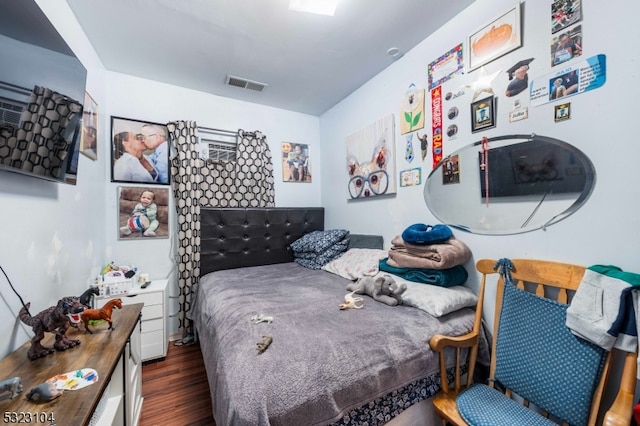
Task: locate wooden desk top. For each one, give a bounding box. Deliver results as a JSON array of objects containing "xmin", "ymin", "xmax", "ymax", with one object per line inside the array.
[{"xmin": 0, "ymin": 303, "xmax": 143, "ymax": 426}]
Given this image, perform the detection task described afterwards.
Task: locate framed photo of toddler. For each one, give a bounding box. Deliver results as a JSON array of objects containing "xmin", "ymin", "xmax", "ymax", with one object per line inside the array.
[
  {"xmin": 111, "ymin": 116, "xmax": 170, "ymax": 185},
  {"xmin": 117, "ymin": 186, "xmax": 170, "ymax": 240}
]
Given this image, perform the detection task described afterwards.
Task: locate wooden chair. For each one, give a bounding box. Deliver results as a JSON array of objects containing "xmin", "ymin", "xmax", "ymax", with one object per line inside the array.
[{"xmin": 429, "ymin": 258, "xmax": 637, "ymax": 426}]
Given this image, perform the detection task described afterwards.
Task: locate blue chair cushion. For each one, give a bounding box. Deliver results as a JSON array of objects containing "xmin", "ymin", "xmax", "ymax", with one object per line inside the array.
[
  {"xmin": 489, "ymin": 282, "xmax": 608, "ymax": 426},
  {"xmin": 457, "ymin": 384, "xmax": 559, "ymax": 426}
]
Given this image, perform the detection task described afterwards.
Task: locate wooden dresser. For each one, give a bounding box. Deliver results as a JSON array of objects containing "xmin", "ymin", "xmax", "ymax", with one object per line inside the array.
[{"xmin": 0, "ymin": 303, "xmax": 143, "ymax": 426}]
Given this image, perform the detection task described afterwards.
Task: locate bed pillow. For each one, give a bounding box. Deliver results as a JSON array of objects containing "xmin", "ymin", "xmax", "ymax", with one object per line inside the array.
[
  {"xmin": 322, "ymin": 248, "xmax": 388, "ymax": 280},
  {"xmin": 377, "ymin": 273, "xmax": 478, "ymax": 317},
  {"xmin": 347, "ymin": 234, "xmax": 384, "ymax": 250},
  {"xmin": 290, "ymin": 229, "xmax": 349, "ymax": 254}
]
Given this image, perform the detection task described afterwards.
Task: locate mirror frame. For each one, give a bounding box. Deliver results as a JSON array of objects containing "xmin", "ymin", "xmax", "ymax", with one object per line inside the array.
[{"xmin": 424, "ymin": 133, "xmax": 596, "ymax": 235}]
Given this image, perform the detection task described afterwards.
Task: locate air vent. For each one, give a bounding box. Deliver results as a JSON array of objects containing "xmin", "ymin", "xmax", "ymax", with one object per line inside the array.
[{"xmin": 225, "ymin": 75, "xmax": 268, "ymax": 92}]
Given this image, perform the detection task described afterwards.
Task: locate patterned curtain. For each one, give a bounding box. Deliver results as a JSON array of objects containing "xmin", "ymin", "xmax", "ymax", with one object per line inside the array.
[
  {"xmin": 201, "ymin": 129, "xmax": 275, "ymax": 207},
  {"xmin": 167, "ymin": 125, "xmax": 275, "ymax": 339},
  {"xmin": 167, "ymin": 121, "xmax": 201, "ymax": 338},
  {"xmin": 0, "ymin": 86, "xmax": 81, "ymax": 179}
]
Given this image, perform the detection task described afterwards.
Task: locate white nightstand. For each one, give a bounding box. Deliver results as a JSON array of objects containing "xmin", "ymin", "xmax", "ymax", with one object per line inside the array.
[{"xmin": 95, "ymin": 279, "xmax": 169, "ymax": 362}]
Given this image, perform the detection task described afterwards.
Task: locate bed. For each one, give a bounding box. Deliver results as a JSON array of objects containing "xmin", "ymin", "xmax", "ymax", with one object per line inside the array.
[{"xmin": 192, "ymin": 207, "xmax": 488, "ymax": 425}]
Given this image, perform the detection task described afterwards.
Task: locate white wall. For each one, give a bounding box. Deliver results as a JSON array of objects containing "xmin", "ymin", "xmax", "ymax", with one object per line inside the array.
[
  {"xmin": 0, "ymin": 0, "xmax": 321, "ymax": 356},
  {"xmin": 104, "ymin": 72, "xmax": 321, "ymax": 336},
  {"xmin": 0, "ymin": 0, "xmax": 108, "ymax": 357},
  {"xmin": 320, "ymin": 0, "xmax": 640, "ymax": 312}
]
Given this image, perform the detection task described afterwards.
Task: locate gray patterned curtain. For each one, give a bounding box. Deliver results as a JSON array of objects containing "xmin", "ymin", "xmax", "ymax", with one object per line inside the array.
[
  {"xmin": 167, "ymin": 121, "xmax": 201, "ymax": 338},
  {"xmin": 167, "ymin": 124, "xmax": 275, "ymax": 339},
  {"xmin": 201, "ymin": 129, "xmax": 275, "ymax": 207}
]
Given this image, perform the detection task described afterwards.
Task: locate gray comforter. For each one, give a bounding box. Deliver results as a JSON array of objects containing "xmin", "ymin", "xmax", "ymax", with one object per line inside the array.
[{"xmin": 192, "ymin": 262, "xmax": 479, "ymax": 426}]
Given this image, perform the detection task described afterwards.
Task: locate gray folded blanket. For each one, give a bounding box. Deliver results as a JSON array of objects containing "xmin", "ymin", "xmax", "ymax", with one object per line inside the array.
[{"xmin": 388, "ymin": 235, "xmax": 472, "ymax": 269}]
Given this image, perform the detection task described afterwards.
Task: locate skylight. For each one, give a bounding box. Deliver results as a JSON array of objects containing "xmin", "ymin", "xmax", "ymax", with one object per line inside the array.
[{"xmin": 288, "ymin": 0, "xmax": 339, "ymax": 16}]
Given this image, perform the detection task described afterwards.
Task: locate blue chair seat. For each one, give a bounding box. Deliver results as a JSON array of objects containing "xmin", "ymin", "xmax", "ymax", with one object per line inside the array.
[{"xmin": 457, "ymin": 384, "xmax": 558, "ymax": 426}]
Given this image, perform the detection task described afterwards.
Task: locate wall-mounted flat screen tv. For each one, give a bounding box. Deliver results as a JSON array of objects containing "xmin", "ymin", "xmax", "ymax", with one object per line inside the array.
[{"xmin": 0, "ymin": 0, "xmax": 87, "ymax": 185}]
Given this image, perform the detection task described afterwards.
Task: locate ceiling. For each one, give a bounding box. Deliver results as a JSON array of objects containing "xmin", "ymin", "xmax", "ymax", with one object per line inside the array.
[{"xmin": 65, "ymin": 0, "xmax": 474, "ymax": 116}]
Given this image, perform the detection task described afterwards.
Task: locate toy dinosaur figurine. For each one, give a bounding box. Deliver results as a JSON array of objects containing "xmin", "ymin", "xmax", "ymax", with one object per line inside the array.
[
  {"xmin": 19, "ymin": 296, "xmax": 86, "ymax": 361},
  {"xmin": 81, "ymin": 298, "xmax": 123, "ymax": 334}
]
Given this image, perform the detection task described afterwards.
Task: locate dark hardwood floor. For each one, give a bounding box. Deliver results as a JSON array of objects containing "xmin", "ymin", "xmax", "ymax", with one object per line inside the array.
[{"xmin": 140, "ymin": 342, "xmax": 215, "ymax": 426}]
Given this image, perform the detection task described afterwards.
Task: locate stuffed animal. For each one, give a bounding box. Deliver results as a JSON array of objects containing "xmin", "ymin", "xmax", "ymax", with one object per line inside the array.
[{"xmin": 347, "ymin": 274, "xmax": 407, "ymax": 306}]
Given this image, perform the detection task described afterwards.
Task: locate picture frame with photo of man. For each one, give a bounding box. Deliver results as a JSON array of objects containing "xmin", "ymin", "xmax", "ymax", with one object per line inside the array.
[
  {"xmin": 110, "ymin": 116, "xmax": 170, "ymax": 185},
  {"xmin": 470, "ymin": 96, "xmax": 497, "ymax": 133}
]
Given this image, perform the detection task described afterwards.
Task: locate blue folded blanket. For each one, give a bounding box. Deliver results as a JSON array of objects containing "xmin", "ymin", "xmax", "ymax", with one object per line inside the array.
[
  {"xmin": 379, "ymin": 258, "xmax": 468, "ymax": 287},
  {"xmin": 401, "ymin": 223, "xmax": 453, "ymax": 245}
]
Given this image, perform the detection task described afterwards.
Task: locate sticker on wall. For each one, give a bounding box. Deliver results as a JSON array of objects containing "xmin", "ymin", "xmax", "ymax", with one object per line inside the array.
[
  {"xmin": 346, "ymin": 114, "xmax": 396, "ymax": 199},
  {"xmin": 551, "ymin": 25, "xmax": 582, "ymax": 67},
  {"xmin": 444, "ymin": 89, "xmax": 465, "ymax": 102},
  {"xmin": 465, "ymin": 67, "xmax": 500, "ymax": 101},
  {"xmin": 505, "ymin": 58, "xmax": 534, "ymax": 98},
  {"xmin": 400, "ymin": 168, "xmax": 422, "ymax": 187},
  {"xmin": 509, "ymin": 107, "xmax": 528, "ymax": 123},
  {"xmin": 530, "ymin": 54, "xmax": 606, "ymax": 107},
  {"xmin": 552, "ymin": 0, "xmax": 582, "ymax": 34},
  {"xmin": 428, "ymin": 43, "xmax": 464, "ymax": 90},
  {"xmin": 430, "ymin": 86, "xmax": 443, "ymax": 168},
  {"xmin": 442, "ymin": 155, "xmax": 460, "ymax": 185},
  {"xmin": 447, "ymin": 124, "xmax": 459, "ymax": 139},
  {"xmin": 405, "ymin": 134, "xmax": 415, "ymax": 163},
  {"xmin": 400, "ymin": 84, "xmax": 425, "ymax": 135},
  {"xmin": 417, "ymin": 132, "xmax": 429, "ymax": 162},
  {"xmin": 554, "ymin": 103, "xmax": 571, "ymax": 122}
]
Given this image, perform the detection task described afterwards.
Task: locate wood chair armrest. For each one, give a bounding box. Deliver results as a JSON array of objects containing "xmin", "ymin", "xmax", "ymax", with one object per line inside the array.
[
  {"xmin": 429, "ymin": 331, "xmax": 479, "ymax": 352},
  {"xmin": 603, "ymin": 350, "xmax": 637, "ymax": 426}
]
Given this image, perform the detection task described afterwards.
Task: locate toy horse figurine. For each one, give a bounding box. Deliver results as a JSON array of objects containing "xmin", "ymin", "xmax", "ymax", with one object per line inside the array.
[{"xmin": 81, "ymin": 298, "xmax": 123, "ymax": 334}]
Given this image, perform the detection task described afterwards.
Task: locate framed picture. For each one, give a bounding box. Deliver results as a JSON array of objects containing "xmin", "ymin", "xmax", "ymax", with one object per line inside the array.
[
  {"xmin": 80, "ymin": 91, "xmax": 98, "ymax": 161},
  {"xmin": 345, "ymin": 114, "xmax": 396, "ymax": 200},
  {"xmin": 471, "ymin": 96, "xmax": 497, "ymax": 133},
  {"xmin": 281, "ymin": 142, "xmax": 311, "ymax": 182},
  {"xmin": 118, "ymin": 186, "xmax": 170, "ymax": 240},
  {"xmin": 111, "ymin": 116, "xmax": 170, "ymax": 184},
  {"xmin": 554, "ymin": 103, "xmax": 571, "ymax": 122},
  {"xmin": 467, "ymin": 3, "xmax": 522, "ymax": 72}
]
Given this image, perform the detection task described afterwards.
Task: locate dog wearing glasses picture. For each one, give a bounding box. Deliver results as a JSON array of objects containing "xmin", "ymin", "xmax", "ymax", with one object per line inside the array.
[{"xmin": 347, "ymin": 134, "xmax": 391, "ymax": 198}]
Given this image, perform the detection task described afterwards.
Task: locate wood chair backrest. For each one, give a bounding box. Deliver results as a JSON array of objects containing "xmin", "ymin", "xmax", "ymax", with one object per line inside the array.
[{"xmin": 476, "ymin": 258, "xmax": 636, "ymax": 426}]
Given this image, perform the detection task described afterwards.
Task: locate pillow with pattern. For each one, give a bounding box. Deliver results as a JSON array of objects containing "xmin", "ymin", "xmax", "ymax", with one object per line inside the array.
[{"xmin": 290, "ymin": 229, "xmax": 349, "ymax": 254}]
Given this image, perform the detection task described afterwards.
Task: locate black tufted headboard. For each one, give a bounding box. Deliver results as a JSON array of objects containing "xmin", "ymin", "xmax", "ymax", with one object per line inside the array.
[{"xmin": 200, "ymin": 207, "xmax": 325, "ymax": 276}]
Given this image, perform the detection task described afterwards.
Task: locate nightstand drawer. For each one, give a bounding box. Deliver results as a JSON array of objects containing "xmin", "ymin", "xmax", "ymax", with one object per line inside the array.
[
  {"xmin": 142, "ymin": 329, "xmax": 166, "ymax": 360},
  {"xmin": 142, "ymin": 317, "xmax": 164, "ymax": 333},
  {"xmin": 140, "ymin": 303, "xmax": 163, "ymax": 320},
  {"xmin": 123, "ymin": 291, "xmax": 163, "ymax": 307}
]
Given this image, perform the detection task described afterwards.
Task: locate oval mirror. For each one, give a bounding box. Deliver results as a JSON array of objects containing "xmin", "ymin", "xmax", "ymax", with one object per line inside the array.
[{"xmin": 424, "ymin": 134, "xmax": 596, "ymax": 235}]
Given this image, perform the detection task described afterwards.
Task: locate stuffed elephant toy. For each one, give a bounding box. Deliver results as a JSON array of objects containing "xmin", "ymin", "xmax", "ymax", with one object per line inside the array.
[{"xmin": 346, "ymin": 274, "xmax": 407, "ymax": 306}]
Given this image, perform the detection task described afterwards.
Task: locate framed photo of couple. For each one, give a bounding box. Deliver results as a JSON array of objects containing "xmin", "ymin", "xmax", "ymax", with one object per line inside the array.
[{"xmin": 110, "ymin": 116, "xmax": 170, "ymax": 185}]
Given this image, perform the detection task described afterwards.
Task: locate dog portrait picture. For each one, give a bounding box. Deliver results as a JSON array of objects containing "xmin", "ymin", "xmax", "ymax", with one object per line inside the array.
[{"xmin": 345, "ymin": 114, "xmax": 396, "ymax": 199}]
